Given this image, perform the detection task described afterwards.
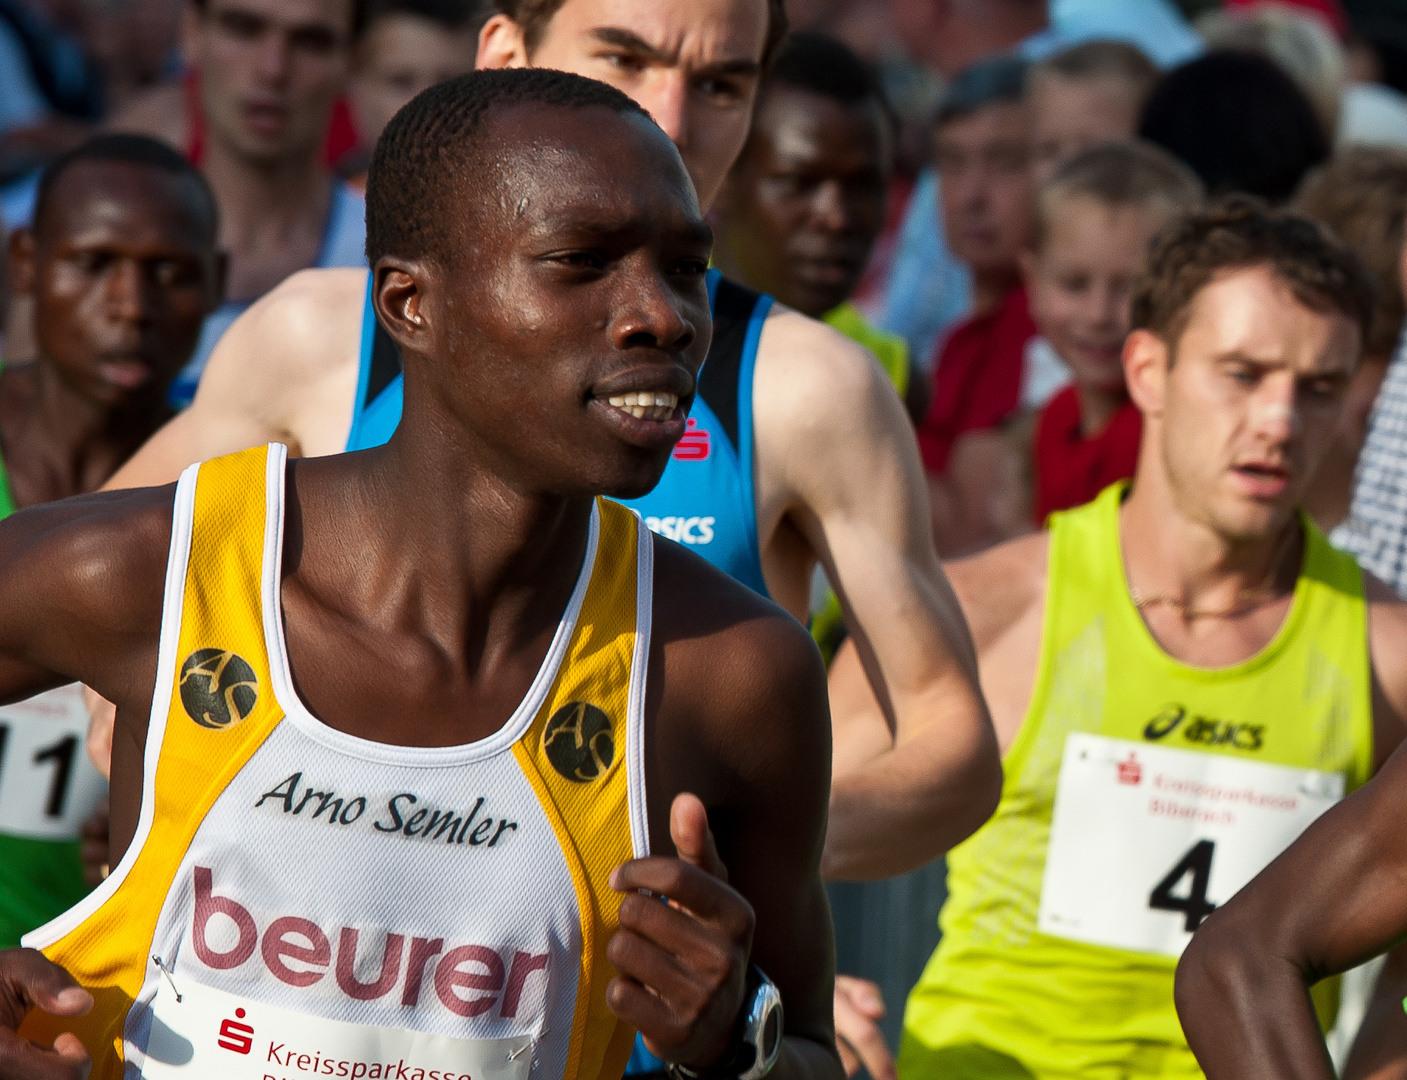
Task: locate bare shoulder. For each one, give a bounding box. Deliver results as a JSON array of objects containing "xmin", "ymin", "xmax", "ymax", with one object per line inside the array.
[
  {"xmin": 220, "ymin": 267, "xmax": 367, "ymax": 375},
  {"xmin": 193, "ymin": 268, "xmax": 369, "ymax": 456},
  {"xmin": 753, "ymin": 304, "xmax": 897, "ymax": 432},
  {"xmin": 651, "ymin": 533, "xmax": 828, "ymax": 774},
  {"xmin": 0, "ymin": 485, "xmax": 175, "ymax": 695},
  {"xmin": 945, "ymin": 530, "xmax": 1050, "ymax": 653}
]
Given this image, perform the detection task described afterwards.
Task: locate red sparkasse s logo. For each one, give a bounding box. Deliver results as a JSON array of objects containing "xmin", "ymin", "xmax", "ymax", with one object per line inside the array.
[
  {"xmin": 672, "ymin": 418, "xmax": 710, "ymax": 461},
  {"xmin": 1117, "ymin": 753, "xmax": 1143, "ymax": 786},
  {"xmin": 218, "ymin": 1007, "xmax": 254, "ymax": 1054}
]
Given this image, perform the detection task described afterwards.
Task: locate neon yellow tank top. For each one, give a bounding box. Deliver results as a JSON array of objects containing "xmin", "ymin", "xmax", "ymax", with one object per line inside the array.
[
  {"xmin": 21, "ymin": 444, "xmax": 652, "ymax": 1080},
  {"xmin": 900, "ymin": 484, "xmax": 1373, "ymax": 1080}
]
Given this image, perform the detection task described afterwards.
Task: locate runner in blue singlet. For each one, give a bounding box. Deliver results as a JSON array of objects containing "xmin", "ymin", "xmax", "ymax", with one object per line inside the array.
[{"xmin": 347, "ymin": 268, "xmax": 774, "ymax": 595}]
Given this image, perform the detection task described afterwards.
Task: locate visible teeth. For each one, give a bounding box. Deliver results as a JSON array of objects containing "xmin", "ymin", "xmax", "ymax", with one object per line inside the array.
[{"xmin": 605, "ymin": 391, "xmax": 677, "ymax": 420}]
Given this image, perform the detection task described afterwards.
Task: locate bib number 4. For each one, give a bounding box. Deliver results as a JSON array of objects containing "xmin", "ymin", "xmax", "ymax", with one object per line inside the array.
[
  {"xmin": 1038, "ymin": 733, "xmax": 1343, "ymax": 958},
  {"xmin": 1148, "ymin": 839, "xmax": 1217, "ymax": 932}
]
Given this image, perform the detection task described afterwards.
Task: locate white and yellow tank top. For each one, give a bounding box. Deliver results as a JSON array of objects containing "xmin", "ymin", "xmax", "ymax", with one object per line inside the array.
[
  {"xmin": 900, "ymin": 483, "xmax": 1374, "ymax": 1080},
  {"xmin": 21, "ymin": 444, "xmax": 653, "ymax": 1080}
]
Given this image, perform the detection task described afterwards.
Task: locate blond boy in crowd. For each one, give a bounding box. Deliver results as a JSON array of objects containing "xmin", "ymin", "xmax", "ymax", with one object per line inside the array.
[{"xmin": 1022, "ymin": 141, "xmax": 1203, "ymax": 524}]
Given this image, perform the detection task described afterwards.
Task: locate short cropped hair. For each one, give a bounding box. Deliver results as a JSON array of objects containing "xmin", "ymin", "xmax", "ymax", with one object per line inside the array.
[
  {"xmin": 1296, "ymin": 147, "xmax": 1407, "ymax": 358},
  {"xmin": 763, "ymin": 31, "xmax": 893, "ymax": 126},
  {"xmin": 191, "ymin": 0, "xmax": 369, "ymax": 38},
  {"xmin": 936, "ymin": 55, "xmax": 1029, "ymax": 127},
  {"xmin": 1029, "ymin": 39, "xmax": 1159, "ymax": 103},
  {"xmin": 33, "ymin": 133, "xmax": 219, "ymax": 243},
  {"xmin": 366, "ymin": 68, "xmax": 650, "ymax": 266},
  {"xmin": 1132, "ymin": 196, "xmax": 1375, "ymax": 351},
  {"xmin": 1139, "ymin": 51, "xmax": 1329, "ymax": 203},
  {"xmin": 493, "ymin": 0, "xmax": 789, "ymax": 69},
  {"xmin": 1034, "ymin": 140, "xmax": 1203, "ymax": 250}
]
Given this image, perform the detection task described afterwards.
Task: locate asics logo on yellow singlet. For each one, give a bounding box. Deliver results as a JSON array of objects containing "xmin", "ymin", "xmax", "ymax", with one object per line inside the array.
[
  {"xmin": 180, "ymin": 648, "xmax": 259, "ymax": 730},
  {"xmin": 1143, "ymin": 703, "xmax": 1265, "ymax": 752},
  {"xmin": 543, "ymin": 701, "xmax": 615, "ymax": 782}
]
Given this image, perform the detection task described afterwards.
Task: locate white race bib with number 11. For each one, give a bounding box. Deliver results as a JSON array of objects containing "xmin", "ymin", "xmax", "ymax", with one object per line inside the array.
[
  {"xmin": 1038, "ymin": 732, "xmax": 1343, "ymax": 958},
  {"xmin": 0, "ymin": 683, "xmax": 106, "ymax": 841}
]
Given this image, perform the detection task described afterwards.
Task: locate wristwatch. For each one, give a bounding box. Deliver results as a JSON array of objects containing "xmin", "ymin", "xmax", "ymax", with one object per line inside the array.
[{"xmin": 664, "ymin": 966, "xmax": 784, "ymax": 1080}]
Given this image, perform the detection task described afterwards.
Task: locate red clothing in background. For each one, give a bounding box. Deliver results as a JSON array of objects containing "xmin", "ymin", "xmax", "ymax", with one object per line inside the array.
[
  {"xmin": 917, "ymin": 286, "xmax": 1038, "ymax": 474},
  {"xmin": 1033, "ymin": 385, "xmax": 1142, "ymax": 523}
]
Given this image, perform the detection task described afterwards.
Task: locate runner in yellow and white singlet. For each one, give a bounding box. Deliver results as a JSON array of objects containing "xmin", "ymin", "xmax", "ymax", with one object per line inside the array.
[
  {"xmin": 0, "ymin": 71, "xmax": 842, "ymax": 1080},
  {"xmin": 828, "ymin": 198, "xmax": 1407, "ymax": 1079}
]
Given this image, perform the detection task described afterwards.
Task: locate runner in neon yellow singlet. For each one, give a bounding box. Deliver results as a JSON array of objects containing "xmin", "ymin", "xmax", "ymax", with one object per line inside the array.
[
  {"xmin": 827, "ymin": 199, "xmax": 1407, "ymax": 1078},
  {"xmin": 0, "ymin": 135, "xmax": 221, "ymax": 948}
]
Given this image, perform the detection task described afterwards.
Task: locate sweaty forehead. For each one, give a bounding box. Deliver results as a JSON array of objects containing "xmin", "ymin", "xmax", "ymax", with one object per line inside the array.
[{"xmin": 543, "ymin": 0, "xmax": 768, "ymax": 66}]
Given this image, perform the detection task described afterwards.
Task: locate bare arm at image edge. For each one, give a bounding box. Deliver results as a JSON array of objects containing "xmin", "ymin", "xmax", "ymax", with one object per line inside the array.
[{"xmin": 752, "ymin": 310, "xmax": 1001, "ymax": 881}]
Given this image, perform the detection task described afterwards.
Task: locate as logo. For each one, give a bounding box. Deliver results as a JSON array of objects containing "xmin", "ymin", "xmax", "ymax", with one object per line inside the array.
[
  {"xmin": 180, "ymin": 648, "xmax": 259, "ymax": 730},
  {"xmin": 542, "ymin": 701, "xmax": 615, "ymax": 782}
]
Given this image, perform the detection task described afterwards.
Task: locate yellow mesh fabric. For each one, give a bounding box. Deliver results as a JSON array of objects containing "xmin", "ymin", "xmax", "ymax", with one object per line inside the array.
[
  {"xmin": 513, "ymin": 498, "xmax": 642, "ymax": 1080},
  {"xmin": 20, "ymin": 446, "xmax": 286, "ymax": 1077}
]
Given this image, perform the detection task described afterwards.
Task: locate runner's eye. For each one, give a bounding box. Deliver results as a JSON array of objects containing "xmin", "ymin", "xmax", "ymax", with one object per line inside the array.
[
  {"xmin": 601, "ymin": 52, "xmax": 647, "ymax": 74},
  {"xmin": 696, "ymin": 77, "xmax": 745, "ymax": 105}
]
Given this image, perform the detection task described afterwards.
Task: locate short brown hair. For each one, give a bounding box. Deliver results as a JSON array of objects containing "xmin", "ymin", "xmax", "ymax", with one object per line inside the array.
[
  {"xmin": 1029, "ymin": 39, "xmax": 1159, "ymax": 106},
  {"xmin": 1295, "ymin": 146, "xmax": 1407, "ymax": 357},
  {"xmin": 1034, "ymin": 140, "xmax": 1203, "ymax": 250},
  {"xmin": 1132, "ymin": 196, "xmax": 1375, "ymax": 349},
  {"xmin": 494, "ymin": 0, "xmax": 789, "ymax": 68}
]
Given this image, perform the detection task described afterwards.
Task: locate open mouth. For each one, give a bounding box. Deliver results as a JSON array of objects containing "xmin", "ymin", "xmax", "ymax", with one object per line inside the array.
[
  {"xmin": 604, "ymin": 391, "xmax": 679, "ymax": 422},
  {"xmin": 1233, "ymin": 462, "xmax": 1290, "ymax": 496}
]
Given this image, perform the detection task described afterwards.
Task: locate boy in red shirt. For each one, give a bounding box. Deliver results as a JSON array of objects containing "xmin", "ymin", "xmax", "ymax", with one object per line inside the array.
[{"xmin": 1022, "ymin": 140, "xmax": 1203, "ymax": 523}]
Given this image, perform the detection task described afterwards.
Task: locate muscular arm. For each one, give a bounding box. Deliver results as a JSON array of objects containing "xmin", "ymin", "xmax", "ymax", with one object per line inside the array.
[
  {"xmin": 629, "ymin": 542, "xmax": 842, "ymax": 1080},
  {"xmin": 103, "ymin": 268, "xmax": 367, "ymax": 490},
  {"xmin": 751, "ymin": 309, "xmax": 1000, "ymax": 880},
  {"xmin": 1175, "ymin": 584, "xmax": 1407, "ymax": 1079}
]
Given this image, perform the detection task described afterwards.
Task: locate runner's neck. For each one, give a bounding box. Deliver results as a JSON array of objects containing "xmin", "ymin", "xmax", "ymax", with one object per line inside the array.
[{"xmin": 0, "ymin": 362, "xmax": 173, "ymax": 507}]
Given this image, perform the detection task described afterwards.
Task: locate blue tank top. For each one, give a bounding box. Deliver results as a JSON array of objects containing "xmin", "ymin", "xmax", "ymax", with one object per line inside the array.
[{"xmin": 346, "ymin": 270, "xmax": 773, "ymax": 596}]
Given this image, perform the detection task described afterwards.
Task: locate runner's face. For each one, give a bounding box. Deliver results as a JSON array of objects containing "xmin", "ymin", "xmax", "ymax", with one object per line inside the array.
[
  {"xmin": 17, "ymin": 162, "xmax": 219, "ymax": 408},
  {"xmin": 1132, "ymin": 265, "xmax": 1360, "ymax": 541},
  {"xmin": 188, "ymin": 0, "xmax": 354, "ymax": 165},
  {"xmin": 716, "ymin": 86, "xmax": 891, "ymax": 317},
  {"xmin": 479, "ymin": 0, "xmax": 768, "ymax": 211},
  {"xmin": 398, "ymin": 105, "xmax": 712, "ymax": 499}
]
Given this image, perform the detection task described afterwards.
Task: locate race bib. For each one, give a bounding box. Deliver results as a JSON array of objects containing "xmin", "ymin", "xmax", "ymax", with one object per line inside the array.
[
  {"xmin": 0, "ymin": 684, "xmax": 106, "ymax": 841},
  {"xmin": 141, "ymin": 977, "xmax": 536, "ymax": 1080},
  {"xmin": 1038, "ymin": 732, "xmax": 1343, "ymax": 958}
]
